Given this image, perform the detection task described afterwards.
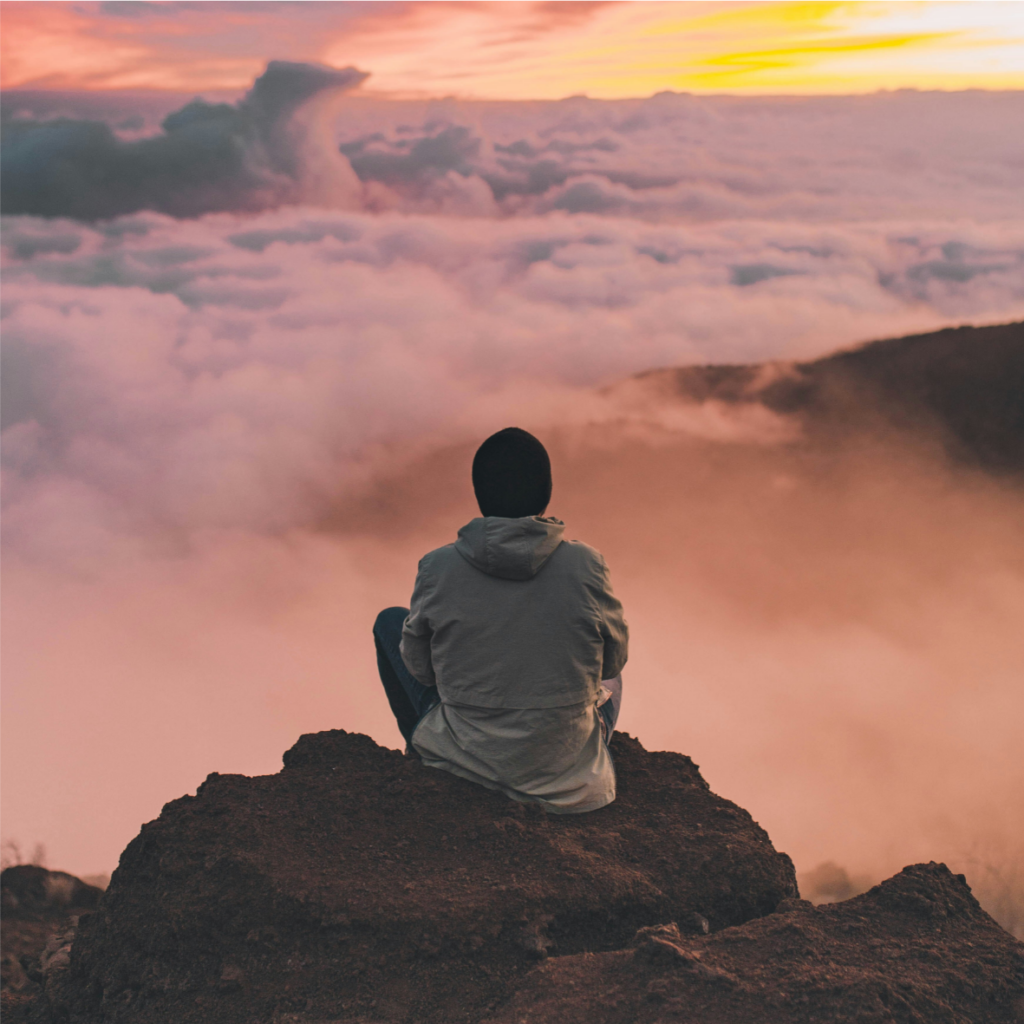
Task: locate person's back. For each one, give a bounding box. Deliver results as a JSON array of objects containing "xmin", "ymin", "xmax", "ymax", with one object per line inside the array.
[{"xmin": 372, "ymin": 427, "xmax": 628, "ymax": 813}]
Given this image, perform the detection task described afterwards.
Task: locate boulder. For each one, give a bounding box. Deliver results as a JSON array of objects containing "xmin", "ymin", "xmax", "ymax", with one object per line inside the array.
[
  {"xmin": 486, "ymin": 862, "xmax": 1024, "ymax": 1024},
  {"xmin": 43, "ymin": 730, "xmax": 797, "ymax": 1023}
]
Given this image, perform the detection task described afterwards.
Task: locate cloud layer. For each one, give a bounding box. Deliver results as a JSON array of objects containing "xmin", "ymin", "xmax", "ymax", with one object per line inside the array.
[
  {"xmin": 1, "ymin": 76, "xmax": 1022, "ymax": 935},
  {"xmin": 3, "ymin": 207, "xmax": 1023, "ymax": 563},
  {"xmin": 5, "ymin": 81, "xmax": 1024, "ymax": 224}
]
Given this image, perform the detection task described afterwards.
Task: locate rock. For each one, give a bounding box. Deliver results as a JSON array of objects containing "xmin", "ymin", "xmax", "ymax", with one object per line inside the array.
[
  {"xmin": 484, "ymin": 863, "xmax": 1024, "ymax": 1024},
  {"xmin": 776, "ymin": 897, "xmax": 815, "ymax": 912},
  {"xmin": 45, "ymin": 730, "xmax": 797, "ymax": 1023},
  {"xmin": 681, "ymin": 911, "xmax": 711, "ymax": 934},
  {"xmin": 1, "ymin": 867, "xmax": 102, "ymax": 921},
  {"xmin": 632, "ymin": 923, "xmax": 737, "ymax": 987},
  {"xmin": 1, "ymin": 867, "xmax": 103, "ymax": 1020},
  {"xmin": 217, "ymin": 964, "xmax": 245, "ymax": 992},
  {"xmin": 39, "ymin": 931, "xmax": 75, "ymax": 978},
  {"xmin": 632, "ymin": 922, "xmax": 696, "ymax": 964}
]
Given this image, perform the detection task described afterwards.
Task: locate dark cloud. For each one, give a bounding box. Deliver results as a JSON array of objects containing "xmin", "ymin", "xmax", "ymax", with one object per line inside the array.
[
  {"xmin": 908, "ymin": 260, "xmax": 1013, "ymax": 285},
  {"xmin": 1, "ymin": 225, "xmax": 82, "ymax": 260},
  {"xmin": 338, "ymin": 120, "xmax": 661, "ymax": 207},
  {"xmin": 0, "ymin": 62, "xmax": 368, "ymax": 220},
  {"xmin": 551, "ymin": 179, "xmax": 625, "ymax": 213},
  {"xmin": 340, "ymin": 124, "xmax": 481, "ymax": 189},
  {"xmin": 731, "ymin": 264, "xmax": 804, "ymax": 287},
  {"xmin": 0, "ymin": 337, "xmax": 65, "ymax": 432},
  {"xmin": 6, "ymin": 71, "xmax": 1023, "ymax": 225},
  {"xmin": 876, "ymin": 237, "xmax": 1024, "ymax": 304},
  {"xmin": 227, "ymin": 220, "xmax": 361, "ymax": 253},
  {"xmin": 98, "ymin": 1, "xmax": 164, "ymax": 17}
]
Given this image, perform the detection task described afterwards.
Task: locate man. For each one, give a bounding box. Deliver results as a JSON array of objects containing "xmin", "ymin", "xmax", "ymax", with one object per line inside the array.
[{"xmin": 373, "ymin": 427, "xmax": 628, "ymax": 813}]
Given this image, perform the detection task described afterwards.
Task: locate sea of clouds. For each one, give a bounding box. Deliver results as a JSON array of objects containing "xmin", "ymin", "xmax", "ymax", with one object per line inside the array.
[
  {"xmin": 5, "ymin": 206, "xmax": 1023, "ymax": 565},
  {"xmin": 2, "ymin": 65, "xmax": 1023, "ymax": 932}
]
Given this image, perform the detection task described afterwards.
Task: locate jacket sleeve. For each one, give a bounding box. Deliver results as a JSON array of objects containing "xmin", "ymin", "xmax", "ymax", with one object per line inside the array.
[
  {"xmin": 596, "ymin": 555, "xmax": 629, "ymax": 680},
  {"xmin": 400, "ymin": 557, "xmax": 437, "ymax": 687}
]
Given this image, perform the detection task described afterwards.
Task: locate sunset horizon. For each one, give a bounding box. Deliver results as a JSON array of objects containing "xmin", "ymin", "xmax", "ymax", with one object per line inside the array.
[{"xmin": 2, "ymin": 1, "xmax": 1023, "ymax": 98}]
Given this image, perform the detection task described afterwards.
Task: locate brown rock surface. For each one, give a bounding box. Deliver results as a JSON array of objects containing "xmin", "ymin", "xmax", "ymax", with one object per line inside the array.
[
  {"xmin": 35, "ymin": 730, "xmax": 797, "ymax": 1023},
  {"xmin": 485, "ymin": 862, "xmax": 1024, "ymax": 1024},
  {"xmin": 20, "ymin": 732, "xmax": 1022, "ymax": 1023}
]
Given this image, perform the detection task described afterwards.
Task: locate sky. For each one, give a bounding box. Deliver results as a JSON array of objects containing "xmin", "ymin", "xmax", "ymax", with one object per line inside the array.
[
  {"xmin": 2, "ymin": 0, "xmax": 1024, "ymax": 97},
  {"xmin": 1, "ymin": 1, "xmax": 1023, "ymax": 936}
]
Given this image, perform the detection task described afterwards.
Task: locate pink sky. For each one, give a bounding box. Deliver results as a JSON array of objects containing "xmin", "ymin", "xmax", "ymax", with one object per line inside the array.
[{"xmin": 2, "ymin": 1, "xmax": 1023, "ymax": 96}]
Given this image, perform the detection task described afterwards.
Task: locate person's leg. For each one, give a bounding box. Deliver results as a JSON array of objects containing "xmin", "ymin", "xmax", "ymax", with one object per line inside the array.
[
  {"xmin": 599, "ymin": 674, "xmax": 623, "ymax": 742},
  {"xmin": 373, "ymin": 607, "xmax": 439, "ymax": 744}
]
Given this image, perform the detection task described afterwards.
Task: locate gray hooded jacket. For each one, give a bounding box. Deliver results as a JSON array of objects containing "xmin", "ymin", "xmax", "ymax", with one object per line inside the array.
[{"xmin": 401, "ymin": 516, "xmax": 628, "ymax": 813}]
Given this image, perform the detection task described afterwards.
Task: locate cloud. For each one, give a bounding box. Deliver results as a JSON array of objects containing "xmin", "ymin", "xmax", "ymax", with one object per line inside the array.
[
  {"xmin": 332, "ymin": 88, "xmax": 1024, "ymax": 221},
  {"xmin": 2, "ymin": 207, "xmax": 1022, "ymax": 564},
  {"xmin": 1, "ymin": 61, "xmax": 368, "ymax": 220},
  {"xmin": 1, "ymin": 75, "xmax": 1022, "ymax": 937},
  {"xmin": 5, "ymin": 73, "xmax": 1024, "ymax": 225}
]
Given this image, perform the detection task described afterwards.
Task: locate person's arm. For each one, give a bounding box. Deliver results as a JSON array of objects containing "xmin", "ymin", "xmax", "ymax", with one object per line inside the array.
[
  {"xmin": 400, "ymin": 558, "xmax": 437, "ymax": 687},
  {"xmin": 596, "ymin": 555, "xmax": 628, "ymax": 680}
]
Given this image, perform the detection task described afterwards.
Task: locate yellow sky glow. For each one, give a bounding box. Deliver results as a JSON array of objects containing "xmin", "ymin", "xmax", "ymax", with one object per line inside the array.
[{"xmin": 1, "ymin": 1, "xmax": 1022, "ymax": 96}]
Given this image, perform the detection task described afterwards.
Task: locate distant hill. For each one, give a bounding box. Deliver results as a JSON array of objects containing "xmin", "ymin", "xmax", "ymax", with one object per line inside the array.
[{"xmin": 628, "ymin": 321, "xmax": 1024, "ymax": 475}]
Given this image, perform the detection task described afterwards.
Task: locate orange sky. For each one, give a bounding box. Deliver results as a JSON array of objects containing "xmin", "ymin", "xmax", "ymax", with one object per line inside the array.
[{"xmin": 2, "ymin": 1, "xmax": 1023, "ymax": 98}]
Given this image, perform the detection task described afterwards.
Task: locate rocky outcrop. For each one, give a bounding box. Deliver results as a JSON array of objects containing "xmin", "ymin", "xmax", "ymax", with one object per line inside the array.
[
  {"xmin": 486, "ymin": 862, "xmax": 1024, "ymax": 1024},
  {"xmin": 21, "ymin": 731, "xmax": 1023, "ymax": 1023},
  {"xmin": 38, "ymin": 730, "xmax": 797, "ymax": 1023}
]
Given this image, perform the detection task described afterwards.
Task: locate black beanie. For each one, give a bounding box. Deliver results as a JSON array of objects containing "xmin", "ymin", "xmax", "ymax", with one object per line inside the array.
[{"xmin": 472, "ymin": 428, "xmax": 552, "ymax": 519}]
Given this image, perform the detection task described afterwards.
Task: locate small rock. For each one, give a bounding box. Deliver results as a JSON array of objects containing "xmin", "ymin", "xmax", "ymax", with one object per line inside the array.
[
  {"xmin": 219, "ymin": 964, "xmax": 245, "ymax": 991},
  {"xmin": 520, "ymin": 915, "xmax": 556, "ymax": 958},
  {"xmin": 680, "ymin": 911, "xmax": 710, "ymax": 934},
  {"xmin": 632, "ymin": 923, "xmax": 696, "ymax": 965},
  {"xmin": 777, "ymin": 897, "xmax": 815, "ymax": 912}
]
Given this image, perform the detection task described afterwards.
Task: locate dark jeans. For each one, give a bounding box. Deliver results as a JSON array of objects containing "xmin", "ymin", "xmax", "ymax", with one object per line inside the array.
[
  {"xmin": 373, "ymin": 606, "xmax": 621, "ymax": 744},
  {"xmin": 374, "ymin": 607, "xmax": 440, "ymax": 745}
]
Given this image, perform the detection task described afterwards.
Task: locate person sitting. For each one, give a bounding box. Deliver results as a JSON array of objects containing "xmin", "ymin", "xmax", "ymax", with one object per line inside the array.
[{"xmin": 373, "ymin": 427, "xmax": 628, "ymax": 813}]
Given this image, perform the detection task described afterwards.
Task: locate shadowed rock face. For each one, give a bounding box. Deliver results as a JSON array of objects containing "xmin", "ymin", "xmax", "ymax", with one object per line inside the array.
[
  {"xmin": 38, "ymin": 731, "xmax": 797, "ymax": 1023},
  {"xmin": 486, "ymin": 863, "xmax": 1024, "ymax": 1024}
]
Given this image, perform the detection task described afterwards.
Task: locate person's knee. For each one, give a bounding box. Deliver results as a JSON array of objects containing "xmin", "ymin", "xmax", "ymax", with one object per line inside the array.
[{"xmin": 373, "ymin": 606, "xmax": 409, "ymax": 638}]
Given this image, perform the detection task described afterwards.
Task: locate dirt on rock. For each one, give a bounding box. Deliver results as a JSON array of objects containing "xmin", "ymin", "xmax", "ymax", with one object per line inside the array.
[
  {"xmin": 33, "ymin": 730, "xmax": 797, "ymax": 1023},
  {"xmin": 485, "ymin": 862, "xmax": 1024, "ymax": 1024}
]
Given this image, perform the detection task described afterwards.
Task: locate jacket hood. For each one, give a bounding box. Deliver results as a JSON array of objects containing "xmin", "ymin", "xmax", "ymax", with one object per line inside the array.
[{"xmin": 455, "ymin": 516, "xmax": 565, "ymax": 581}]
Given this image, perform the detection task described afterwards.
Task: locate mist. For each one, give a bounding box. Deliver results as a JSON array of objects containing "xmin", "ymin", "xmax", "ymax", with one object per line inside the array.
[{"xmin": 2, "ymin": 67, "xmax": 1022, "ymax": 937}]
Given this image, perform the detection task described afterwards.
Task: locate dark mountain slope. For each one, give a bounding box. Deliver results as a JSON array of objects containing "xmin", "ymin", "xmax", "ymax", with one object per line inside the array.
[{"xmin": 629, "ymin": 321, "xmax": 1024, "ymax": 474}]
